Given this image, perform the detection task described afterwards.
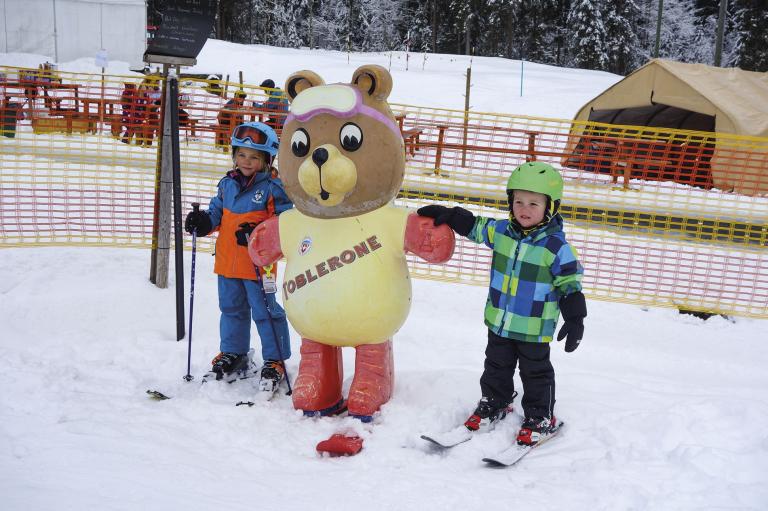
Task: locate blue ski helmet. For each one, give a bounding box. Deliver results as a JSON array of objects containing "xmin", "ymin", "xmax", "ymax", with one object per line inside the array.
[{"xmin": 231, "ymin": 121, "xmax": 279, "ymax": 158}]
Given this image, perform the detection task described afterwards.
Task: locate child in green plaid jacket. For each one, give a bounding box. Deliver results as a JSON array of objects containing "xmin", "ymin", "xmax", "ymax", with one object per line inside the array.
[{"xmin": 418, "ymin": 161, "xmax": 586, "ymax": 446}]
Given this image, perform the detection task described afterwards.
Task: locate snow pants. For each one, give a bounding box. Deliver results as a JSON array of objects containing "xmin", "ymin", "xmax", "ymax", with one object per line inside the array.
[
  {"xmin": 480, "ymin": 329, "xmax": 555, "ymax": 419},
  {"xmin": 218, "ymin": 276, "xmax": 291, "ymax": 362}
]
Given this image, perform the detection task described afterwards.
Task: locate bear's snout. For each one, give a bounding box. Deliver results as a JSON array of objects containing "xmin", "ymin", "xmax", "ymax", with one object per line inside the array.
[{"xmin": 298, "ymin": 144, "xmax": 357, "ymax": 208}]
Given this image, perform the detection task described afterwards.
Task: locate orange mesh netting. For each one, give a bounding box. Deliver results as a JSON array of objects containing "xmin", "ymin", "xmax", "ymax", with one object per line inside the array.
[{"xmin": 2, "ymin": 67, "xmax": 766, "ymax": 318}]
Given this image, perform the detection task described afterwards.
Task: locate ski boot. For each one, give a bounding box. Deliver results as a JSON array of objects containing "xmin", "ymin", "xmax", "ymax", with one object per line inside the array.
[
  {"xmin": 210, "ymin": 352, "xmax": 250, "ymax": 381},
  {"xmin": 258, "ymin": 360, "xmax": 285, "ymax": 394},
  {"xmin": 516, "ymin": 416, "xmax": 557, "ymax": 446},
  {"xmin": 464, "ymin": 397, "xmax": 513, "ymax": 432}
]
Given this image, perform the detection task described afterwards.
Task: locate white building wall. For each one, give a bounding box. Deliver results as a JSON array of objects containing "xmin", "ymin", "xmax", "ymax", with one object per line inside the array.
[{"xmin": 1, "ymin": 0, "xmax": 146, "ymax": 65}]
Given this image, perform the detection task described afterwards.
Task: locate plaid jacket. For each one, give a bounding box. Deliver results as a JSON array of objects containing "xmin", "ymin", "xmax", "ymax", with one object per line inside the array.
[{"xmin": 467, "ymin": 214, "xmax": 583, "ymax": 343}]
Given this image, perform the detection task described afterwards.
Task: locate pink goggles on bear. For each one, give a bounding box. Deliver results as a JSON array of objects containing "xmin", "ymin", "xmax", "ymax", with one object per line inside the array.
[{"xmin": 285, "ymin": 85, "xmax": 401, "ymax": 138}]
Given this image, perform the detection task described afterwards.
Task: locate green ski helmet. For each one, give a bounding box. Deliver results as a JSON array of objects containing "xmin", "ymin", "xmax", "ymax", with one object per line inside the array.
[{"xmin": 506, "ymin": 161, "xmax": 564, "ymax": 201}]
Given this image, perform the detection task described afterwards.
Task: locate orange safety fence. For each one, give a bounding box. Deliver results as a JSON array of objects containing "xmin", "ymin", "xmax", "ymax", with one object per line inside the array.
[{"xmin": 1, "ymin": 67, "xmax": 767, "ymax": 318}]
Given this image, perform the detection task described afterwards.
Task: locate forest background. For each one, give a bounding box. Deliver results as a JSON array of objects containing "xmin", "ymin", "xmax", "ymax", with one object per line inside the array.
[{"xmin": 147, "ymin": 0, "xmax": 768, "ymax": 75}]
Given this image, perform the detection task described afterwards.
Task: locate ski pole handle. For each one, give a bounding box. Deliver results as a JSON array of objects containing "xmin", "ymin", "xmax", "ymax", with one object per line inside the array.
[{"xmin": 189, "ymin": 202, "xmax": 201, "ymax": 236}]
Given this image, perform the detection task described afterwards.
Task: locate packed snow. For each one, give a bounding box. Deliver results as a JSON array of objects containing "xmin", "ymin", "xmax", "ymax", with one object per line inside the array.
[{"xmin": 2, "ymin": 41, "xmax": 767, "ymax": 511}]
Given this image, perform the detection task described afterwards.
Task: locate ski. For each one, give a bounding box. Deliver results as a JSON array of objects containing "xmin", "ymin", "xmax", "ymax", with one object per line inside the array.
[
  {"xmin": 146, "ymin": 361, "xmax": 260, "ymax": 400},
  {"xmin": 234, "ymin": 376, "xmax": 290, "ymax": 406},
  {"xmin": 420, "ymin": 425, "xmax": 473, "ymax": 449},
  {"xmin": 482, "ymin": 420, "xmax": 564, "ymax": 467},
  {"xmin": 421, "ymin": 393, "xmax": 518, "ymax": 450},
  {"xmin": 146, "ymin": 389, "xmax": 171, "ymax": 400},
  {"xmin": 201, "ymin": 362, "xmax": 260, "ymax": 384}
]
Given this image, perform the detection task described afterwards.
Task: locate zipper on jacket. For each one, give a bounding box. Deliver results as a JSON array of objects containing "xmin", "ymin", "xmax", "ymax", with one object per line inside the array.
[{"xmin": 497, "ymin": 233, "xmax": 523, "ymax": 333}]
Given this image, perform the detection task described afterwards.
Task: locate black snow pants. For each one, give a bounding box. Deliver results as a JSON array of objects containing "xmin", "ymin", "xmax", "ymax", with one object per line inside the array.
[{"xmin": 479, "ymin": 329, "xmax": 555, "ymax": 419}]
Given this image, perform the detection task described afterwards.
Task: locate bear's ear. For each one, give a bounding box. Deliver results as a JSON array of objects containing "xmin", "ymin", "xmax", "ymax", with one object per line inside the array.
[
  {"xmin": 284, "ymin": 71, "xmax": 325, "ymax": 103},
  {"xmin": 351, "ymin": 65, "xmax": 392, "ymax": 102}
]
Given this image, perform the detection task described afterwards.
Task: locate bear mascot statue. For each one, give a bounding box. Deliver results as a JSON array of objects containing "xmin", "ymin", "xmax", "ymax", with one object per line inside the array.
[{"xmin": 247, "ymin": 64, "xmax": 455, "ymax": 455}]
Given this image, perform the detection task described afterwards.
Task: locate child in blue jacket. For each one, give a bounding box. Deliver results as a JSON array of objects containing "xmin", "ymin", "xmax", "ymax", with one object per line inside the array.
[{"xmin": 184, "ymin": 122, "xmax": 292, "ymax": 393}]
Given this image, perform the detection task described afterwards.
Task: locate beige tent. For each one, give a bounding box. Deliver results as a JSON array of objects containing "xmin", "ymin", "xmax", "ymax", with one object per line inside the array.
[{"xmin": 567, "ymin": 59, "xmax": 768, "ymax": 195}]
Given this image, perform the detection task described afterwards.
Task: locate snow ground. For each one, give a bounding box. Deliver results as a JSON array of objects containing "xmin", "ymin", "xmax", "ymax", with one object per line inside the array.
[{"xmin": 1, "ymin": 247, "xmax": 767, "ymax": 511}]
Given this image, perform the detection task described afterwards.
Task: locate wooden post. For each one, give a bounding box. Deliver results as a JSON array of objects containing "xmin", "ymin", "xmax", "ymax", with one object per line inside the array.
[
  {"xmin": 99, "ymin": 67, "xmax": 105, "ymax": 130},
  {"xmin": 526, "ymin": 131, "xmax": 537, "ymax": 162},
  {"xmin": 434, "ymin": 125, "xmax": 448, "ymax": 175},
  {"xmin": 462, "ymin": 67, "xmax": 471, "ymax": 167},
  {"xmin": 151, "ymin": 63, "xmax": 173, "ymax": 288}
]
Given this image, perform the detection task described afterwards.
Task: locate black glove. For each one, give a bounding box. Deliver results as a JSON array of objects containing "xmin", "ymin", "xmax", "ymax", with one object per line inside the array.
[
  {"xmin": 417, "ymin": 205, "xmax": 476, "ymax": 236},
  {"xmin": 184, "ymin": 209, "xmax": 213, "ymax": 237},
  {"xmin": 556, "ymin": 291, "xmax": 587, "ymax": 353},
  {"xmin": 235, "ymin": 222, "xmax": 258, "ymax": 247}
]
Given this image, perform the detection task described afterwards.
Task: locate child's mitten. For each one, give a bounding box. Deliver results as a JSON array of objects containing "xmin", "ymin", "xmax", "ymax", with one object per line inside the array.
[
  {"xmin": 556, "ymin": 291, "xmax": 587, "ymax": 352},
  {"xmin": 417, "ymin": 205, "xmax": 475, "ymax": 236}
]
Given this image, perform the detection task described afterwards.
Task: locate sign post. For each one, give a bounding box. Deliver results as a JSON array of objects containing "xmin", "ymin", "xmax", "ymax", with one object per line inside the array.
[{"xmin": 145, "ymin": 0, "xmax": 216, "ymax": 341}]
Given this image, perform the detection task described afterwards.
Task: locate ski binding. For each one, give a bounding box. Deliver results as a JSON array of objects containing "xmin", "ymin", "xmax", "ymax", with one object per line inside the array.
[{"xmin": 482, "ymin": 420, "xmax": 564, "ymax": 467}]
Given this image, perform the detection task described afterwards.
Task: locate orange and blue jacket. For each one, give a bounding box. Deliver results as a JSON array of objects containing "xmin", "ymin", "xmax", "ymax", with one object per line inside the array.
[{"xmin": 206, "ymin": 168, "xmax": 293, "ymax": 280}]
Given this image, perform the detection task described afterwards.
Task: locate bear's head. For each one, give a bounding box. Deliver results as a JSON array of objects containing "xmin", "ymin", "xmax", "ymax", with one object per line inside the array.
[{"xmin": 278, "ymin": 65, "xmax": 405, "ymax": 219}]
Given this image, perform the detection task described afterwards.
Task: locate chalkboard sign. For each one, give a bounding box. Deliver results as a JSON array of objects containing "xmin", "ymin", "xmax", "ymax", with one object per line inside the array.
[{"xmin": 144, "ymin": 0, "xmax": 217, "ymax": 60}]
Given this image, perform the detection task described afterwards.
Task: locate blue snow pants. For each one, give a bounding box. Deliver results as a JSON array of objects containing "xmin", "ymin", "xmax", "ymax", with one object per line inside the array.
[{"xmin": 218, "ymin": 275, "xmax": 291, "ymax": 361}]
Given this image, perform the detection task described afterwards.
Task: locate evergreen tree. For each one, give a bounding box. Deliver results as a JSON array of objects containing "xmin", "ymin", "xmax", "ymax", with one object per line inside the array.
[
  {"xmin": 314, "ymin": 0, "xmax": 350, "ymax": 51},
  {"xmin": 398, "ymin": 1, "xmax": 433, "ymax": 52},
  {"xmin": 567, "ymin": 0, "xmax": 608, "ymax": 70},
  {"xmin": 358, "ymin": 0, "xmax": 402, "ymax": 51},
  {"xmin": 604, "ymin": 0, "xmax": 642, "ymax": 74},
  {"xmin": 449, "ymin": 0, "xmax": 474, "ymax": 54},
  {"xmin": 552, "ymin": 0, "xmax": 572, "ymax": 65},
  {"xmin": 431, "ymin": 0, "xmax": 459, "ymax": 54},
  {"xmin": 270, "ymin": 0, "xmax": 308, "ymax": 48},
  {"xmin": 656, "ymin": 0, "xmax": 699, "ymax": 62},
  {"xmin": 730, "ymin": 0, "xmax": 768, "ymax": 71}
]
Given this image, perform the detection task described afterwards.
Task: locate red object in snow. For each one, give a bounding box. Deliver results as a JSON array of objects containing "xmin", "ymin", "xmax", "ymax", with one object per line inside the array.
[{"xmin": 316, "ymin": 434, "xmax": 364, "ymax": 457}]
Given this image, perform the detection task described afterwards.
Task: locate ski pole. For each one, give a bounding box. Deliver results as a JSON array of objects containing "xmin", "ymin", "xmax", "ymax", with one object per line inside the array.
[
  {"xmin": 255, "ymin": 265, "xmax": 292, "ymax": 395},
  {"xmin": 183, "ymin": 202, "xmax": 200, "ymax": 382}
]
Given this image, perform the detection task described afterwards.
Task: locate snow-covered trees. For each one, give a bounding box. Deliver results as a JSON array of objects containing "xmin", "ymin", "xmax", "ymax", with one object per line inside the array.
[
  {"xmin": 567, "ymin": 0, "xmax": 608, "ymax": 70},
  {"xmin": 730, "ymin": 0, "xmax": 768, "ymax": 71},
  {"xmin": 201, "ymin": 0, "xmax": 765, "ymax": 74},
  {"xmin": 604, "ymin": 0, "xmax": 642, "ymax": 74}
]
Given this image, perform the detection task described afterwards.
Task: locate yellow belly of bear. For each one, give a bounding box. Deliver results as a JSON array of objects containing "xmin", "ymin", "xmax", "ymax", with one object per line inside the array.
[{"xmin": 280, "ymin": 208, "xmax": 411, "ymax": 346}]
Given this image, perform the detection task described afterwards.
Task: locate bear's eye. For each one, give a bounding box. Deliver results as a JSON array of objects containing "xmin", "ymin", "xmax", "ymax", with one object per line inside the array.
[
  {"xmin": 291, "ymin": 129, "xmax": 310, "ymax": 157},
  {"xmin": 340, "ymin": 123, "xmax": 363, "ymax": 152}
]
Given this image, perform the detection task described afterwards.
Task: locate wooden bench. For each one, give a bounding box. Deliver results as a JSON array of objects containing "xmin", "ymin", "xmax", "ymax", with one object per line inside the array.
[{"xmin": 402, "ymin": 127, "xmax": 423, "ymax": 156}]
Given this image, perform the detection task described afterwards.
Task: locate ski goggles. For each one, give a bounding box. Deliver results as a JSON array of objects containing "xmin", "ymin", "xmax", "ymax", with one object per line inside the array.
[
  {"xmin": 285, "ymin": 84, "xmax": 401, "ymax": 138},
  {"xmin": 232, "ymin": 125, "xmax": 268, "ymax": 145}
]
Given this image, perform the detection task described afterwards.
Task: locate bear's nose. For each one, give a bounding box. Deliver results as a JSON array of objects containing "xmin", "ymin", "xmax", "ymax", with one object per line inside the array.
[{"xmin": 312, "ymin": 147, "xmax": 329, "ymax": 167}]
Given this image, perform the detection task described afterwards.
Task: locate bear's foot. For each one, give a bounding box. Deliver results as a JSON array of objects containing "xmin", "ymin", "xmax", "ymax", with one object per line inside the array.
[
  {"xmin": 302, "ymin": 398, "xmax": 347, "ymax": 418},
  {"xmin": 292, "ymin": 339, "xmax": 344, "ymax": 413},
  {"xmin": 347, "ymin": 340, "xmax": 394, "ymax": 417}
]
